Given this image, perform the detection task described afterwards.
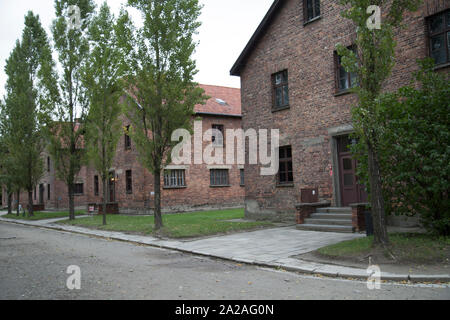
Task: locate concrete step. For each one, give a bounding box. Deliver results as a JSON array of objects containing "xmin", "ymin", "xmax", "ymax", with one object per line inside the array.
[
  {"xmin": 316, "ymin": 207, "xmax": 352, "ymax": 214},
  {"xmin": 310, "ymin": 213, "xmax": 352, "ymax": 220},
  {"xmin": 304, "ymin": 218, "xmax": 352, "ymax": 226},
  {"xmin": 296, "ymin": 224, "xmax": 353, "ymax": 233}
]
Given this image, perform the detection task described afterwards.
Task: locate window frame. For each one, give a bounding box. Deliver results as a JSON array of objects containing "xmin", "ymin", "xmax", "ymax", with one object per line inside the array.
[
  {"xmin": 272, "ymin": 70, "xmax": 289, "ymax": 111},
  {"xmin": 240, "ymin": 169, "xmax": 245, "ymax": 186},
  {"xmin": 303, "ymin": 0, "xmax": 321, "ymax": 24},
  {"xmin": 74, "ymin": 183, "xmax": 84, "ymax": 196},
  {"xmin": 278, "ymin": 146, "xmax": 294, "ymax": 185},
  {"xmin": 212, "ymin": 124, "xmax": 225, "ymax": 147},
  {"xmin": 94, "ymin": 175, "xmax": 99, "ymax": 196},
  {"xmin": 164, "ymin": 169, "xmax": 186, "ymax": 188},
  {"xmin": 126, "ymin": 170, "xmax": 133, "ymax": 194},
  {"xmin": 210, "ymin": 169, "xmax": 230, "ymax": 187},
  {"xmin": 125, "ymin": 125, "xmax": 131, "ymax": 150},
  {"xmin": 334, "ymin": 46, "xmax": 358, "ymax": 93},
  {"xmin": 427, "ymin": 10, "xmax": 450, "ymax": 66}
]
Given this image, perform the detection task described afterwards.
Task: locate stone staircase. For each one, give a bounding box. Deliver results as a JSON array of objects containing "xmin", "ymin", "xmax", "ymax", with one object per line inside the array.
[{"xmin": 296, "ymin": 207, "xmax": 353, "ymax": 233}]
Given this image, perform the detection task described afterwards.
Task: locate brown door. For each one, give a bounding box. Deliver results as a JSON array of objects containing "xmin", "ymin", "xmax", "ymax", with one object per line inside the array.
[
  {"xmin": 337, "ymin": 136, "xmax": 368, "ymax": 206},
  {"xmin": 108, "ymin": 171, "xmax": 116, "ymax": 203}
]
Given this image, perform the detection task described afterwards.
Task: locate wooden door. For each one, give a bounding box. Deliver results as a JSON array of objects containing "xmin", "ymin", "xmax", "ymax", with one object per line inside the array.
[
  {"xmin": 337, "ymin": 136, "xmax": 368, "ymax": 206},
  {"xmin": 108, "ymin": 171, "xmax": 116, "ymax": 203}
]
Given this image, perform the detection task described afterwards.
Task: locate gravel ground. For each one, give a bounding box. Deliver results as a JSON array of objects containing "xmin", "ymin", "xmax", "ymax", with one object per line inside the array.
[{"xmin": 1, "ymin": 222, "xmax": 449, "ymax": 300}]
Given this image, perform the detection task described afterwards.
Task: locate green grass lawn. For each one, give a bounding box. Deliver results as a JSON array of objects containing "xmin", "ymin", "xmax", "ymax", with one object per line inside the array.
[
  {"xmin": 3, "ymin": 211, "xmax": 85, "ymax": 221},
  {"xmin": 317, "ymin": 233, "xmax": 450, "ymax": 264},
  {"xmin": 58, "ymin": 208, "xmax": 272, "ymax": 238}
]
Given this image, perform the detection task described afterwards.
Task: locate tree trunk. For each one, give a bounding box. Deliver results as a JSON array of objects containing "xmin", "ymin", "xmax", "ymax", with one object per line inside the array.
[
  {"xmin": 367, "ymin": 142, "xmax": 389, "ymax": 246},
  {"xmin": 68, "ymin": 183, "xmax": 75, "ymax": 220},
  {"xmin": 102, "ymin": 176, "xmax": 107, "ymax": 226},
  {"xmin": 27, "ymin": 189, "xmax": 34, "ymax": 217},
  {"xmin": 153, "ymin": 170, "xmax": 163, "ymax": 230},
  {"xmin": 7, "ymin": 191, "xmax": 12, "ymax": 215}
]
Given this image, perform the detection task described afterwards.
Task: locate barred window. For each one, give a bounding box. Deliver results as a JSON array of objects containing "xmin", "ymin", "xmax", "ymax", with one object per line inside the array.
[
  {"xmin": 125, "ymin": 125, "xmax": 131, "ymax": 150},
  {"xmin": 74, "ymin": 183, "xmax": 84, "ymax": 195},
  {"xmin": 164, "ymin": 170, "xmax": 186, "ymax": 188},
  {"xmin": 126, "ymin": 170, "xmax": 133, "ymax": 194},
  {"xmin": 278, "ymin": 146, "xmax": 294, "ymax": 184},
  {"xmin": 304, "ymin": 0, "xmax": 321, "ymax": 23},
  {"xmin": 272, "ymin": 70, "xmax": 289, "ymax": 110},
  {"xmin": 212, "ymin": 124, "xmax": 225, "ymax": 147},
  {"xmin": 94, "ymin": 176, "xmax": 99, "ymax": 196},
  {"xmin": 427, "ymin": 10, "xmax": 450, "ymax": 65},
  {"xmin": 335, "ymin": 46, "xmax": 358, "ymax": 92},
  {"xmin": 210, "ymin": 169, "xmax": 229, "ymax": 186}
]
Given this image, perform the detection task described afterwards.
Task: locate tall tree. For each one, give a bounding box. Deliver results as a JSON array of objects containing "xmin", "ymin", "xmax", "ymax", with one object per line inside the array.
[
  {"xmin": 1, "ymin": 12, "xmax": 56, "ymax": 217},
  {"xmin": 336, "ymin": 0, "xmax": 421, "ymax": 246},
  {"xmin": 0, "ymin": 115, "xmax": 19, "ymax": 215},
  {"xmin": 83, "ymin": 2, "xmax": 128, "ymax": 225},
  {"xmin": 122, "ymin": 0, "xmax": 207, "ymax": 230},
  {"xmin": 47, "ymin": 0, "xmax": 95, "ymax": 220}
]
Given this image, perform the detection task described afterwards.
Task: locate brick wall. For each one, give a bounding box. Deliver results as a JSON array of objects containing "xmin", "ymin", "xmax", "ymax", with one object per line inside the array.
[
  {"xmin": 6, "ymin": 113, "xmax": 245, "ymax": 214},
  {"xmin": 238, "ymin": 0, "xmax": 449, "ymax": 221}
]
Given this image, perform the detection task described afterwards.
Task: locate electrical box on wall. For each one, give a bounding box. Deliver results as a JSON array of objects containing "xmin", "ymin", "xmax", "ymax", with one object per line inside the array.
[{"xmin": 300, "ymin": 188, "xmax": 319, "ymax": 203}]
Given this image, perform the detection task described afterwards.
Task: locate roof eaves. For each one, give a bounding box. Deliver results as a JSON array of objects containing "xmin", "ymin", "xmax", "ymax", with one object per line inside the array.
[
  {"xmin": 195, "ymin": 112, "xmax": 242, "ymax": 118},
  {"xmin": 230, "ymin": 0, "xmax": 285, "ymax": 77}
]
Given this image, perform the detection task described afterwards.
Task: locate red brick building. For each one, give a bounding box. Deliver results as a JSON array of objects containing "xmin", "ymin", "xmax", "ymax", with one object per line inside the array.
[
  {"xmin": 230, "ymin": 0, "xmax": 449, "ymax": 223},
  {"xmin": 1, "ymin": 84, "xmax": 245, "ymax": 214}
]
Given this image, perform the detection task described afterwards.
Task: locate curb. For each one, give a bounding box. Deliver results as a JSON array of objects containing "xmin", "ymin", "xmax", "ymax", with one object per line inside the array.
[{"xmin": 1, "ymin": 217, "xmax": 450, "ymax": 284}]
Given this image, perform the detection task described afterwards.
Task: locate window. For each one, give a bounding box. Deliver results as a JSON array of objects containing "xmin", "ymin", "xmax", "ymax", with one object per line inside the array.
[
  {"xmin": 272, "ymin": 70, "xmax": 289, "ymax": 110},
  {"xmin": 427, "ymin": 10, "xmax": 450, "ymax": 65},
  {"xmin": 278, "ymin": 146, "xmax": 294, "ymax": 184},
  {"xmin": 304, "ymin": 0, "xmax": 321, "ymax": 23},
  {"xmin": 74, "ymin": 183, "xmax": 84, "ymax": 195},
  {"xmin": 47, "ymin": 157, "xmax": 50, "ymax": 172},
  {"xmin": 47, "ymin": 184, "xmax": 51, "ymax": 200},
  {"xmin": 125, "ymin": 125, "xmax": 131, "ymax": 150},
  {"xmin": 240, "ymin": 169, "xmax": 245, "ymax": 186},
  {"xmin": 34, "ymin": 187, "xmax": 36, "ymax": 200},
  {"xmin": 335, "ymin": 47, "xmax": 358, "ymax": 92},
  {"xmin": 210, "ymin": 169, "xmax": 229, "ymax": 186},
  {"xmin": 126, "ymin": 170, "xmax": 133, "ymax": 194},
  {"xmin": 94, "ymin": 176, "xmax": 99, "ymax": 196},
  {"xmin": 164, "ymin": 170, "xmax": 186, "ymax": 188},
  {"xmin": 212, "ymin": 124, "xmax": 224, "ymax": 147}
]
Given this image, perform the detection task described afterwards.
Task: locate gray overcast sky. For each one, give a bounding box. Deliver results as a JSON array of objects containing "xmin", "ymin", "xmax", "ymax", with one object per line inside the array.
[{"xmin": 0, "ymin": 0, "xmax": 274, "ymax": 98}]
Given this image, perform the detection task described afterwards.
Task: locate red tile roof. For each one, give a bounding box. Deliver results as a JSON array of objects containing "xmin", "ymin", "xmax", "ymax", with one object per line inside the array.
[{"xmin": 195, "ymin": 84, "xmax": 241, "ymax": 117}]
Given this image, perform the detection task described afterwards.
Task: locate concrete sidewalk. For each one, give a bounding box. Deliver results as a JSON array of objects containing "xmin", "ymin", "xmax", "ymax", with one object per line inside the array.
[{"xmin": 1, "ymin": 211, "xmax": 449, "ymax": 283}]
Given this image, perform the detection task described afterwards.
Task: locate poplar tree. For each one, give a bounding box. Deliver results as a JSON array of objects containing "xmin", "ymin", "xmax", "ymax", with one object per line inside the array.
[
  {"xmin": 336, "ymin": 0, "xmax": 421, "ymax": 246},
  {"xmin": 1, "ymin": 12, "xmax": 56, "ymax": 217},
  {"xmin": 122, "ymin": 0, "xmax": 207, "ymax": 230},
  {"xmin": 83, "ymin": 2, "xmax": 128, "ymax": 225},
  {"xmin": 47, "ymin": 0, "xmax": 95, "ymax": 220}
]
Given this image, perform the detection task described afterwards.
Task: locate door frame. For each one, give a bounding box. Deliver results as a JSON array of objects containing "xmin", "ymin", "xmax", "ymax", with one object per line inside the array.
[
  {"xmin": 331, "ymin": 132, "xmax": 367, "ymax": 207},
  {"xmin": 329, "ymin": 125, "xmax": 354, "ymax": 207},
  {"xmin": 108, "ymin": 171, "xmax": 116, "ymax": 203}
]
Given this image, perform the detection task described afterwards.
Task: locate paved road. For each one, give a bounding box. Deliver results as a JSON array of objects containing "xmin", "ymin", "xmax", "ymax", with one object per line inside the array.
[{"xmin": 0, "ymin": 222, "xmax": 449, "ymax": 300}]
